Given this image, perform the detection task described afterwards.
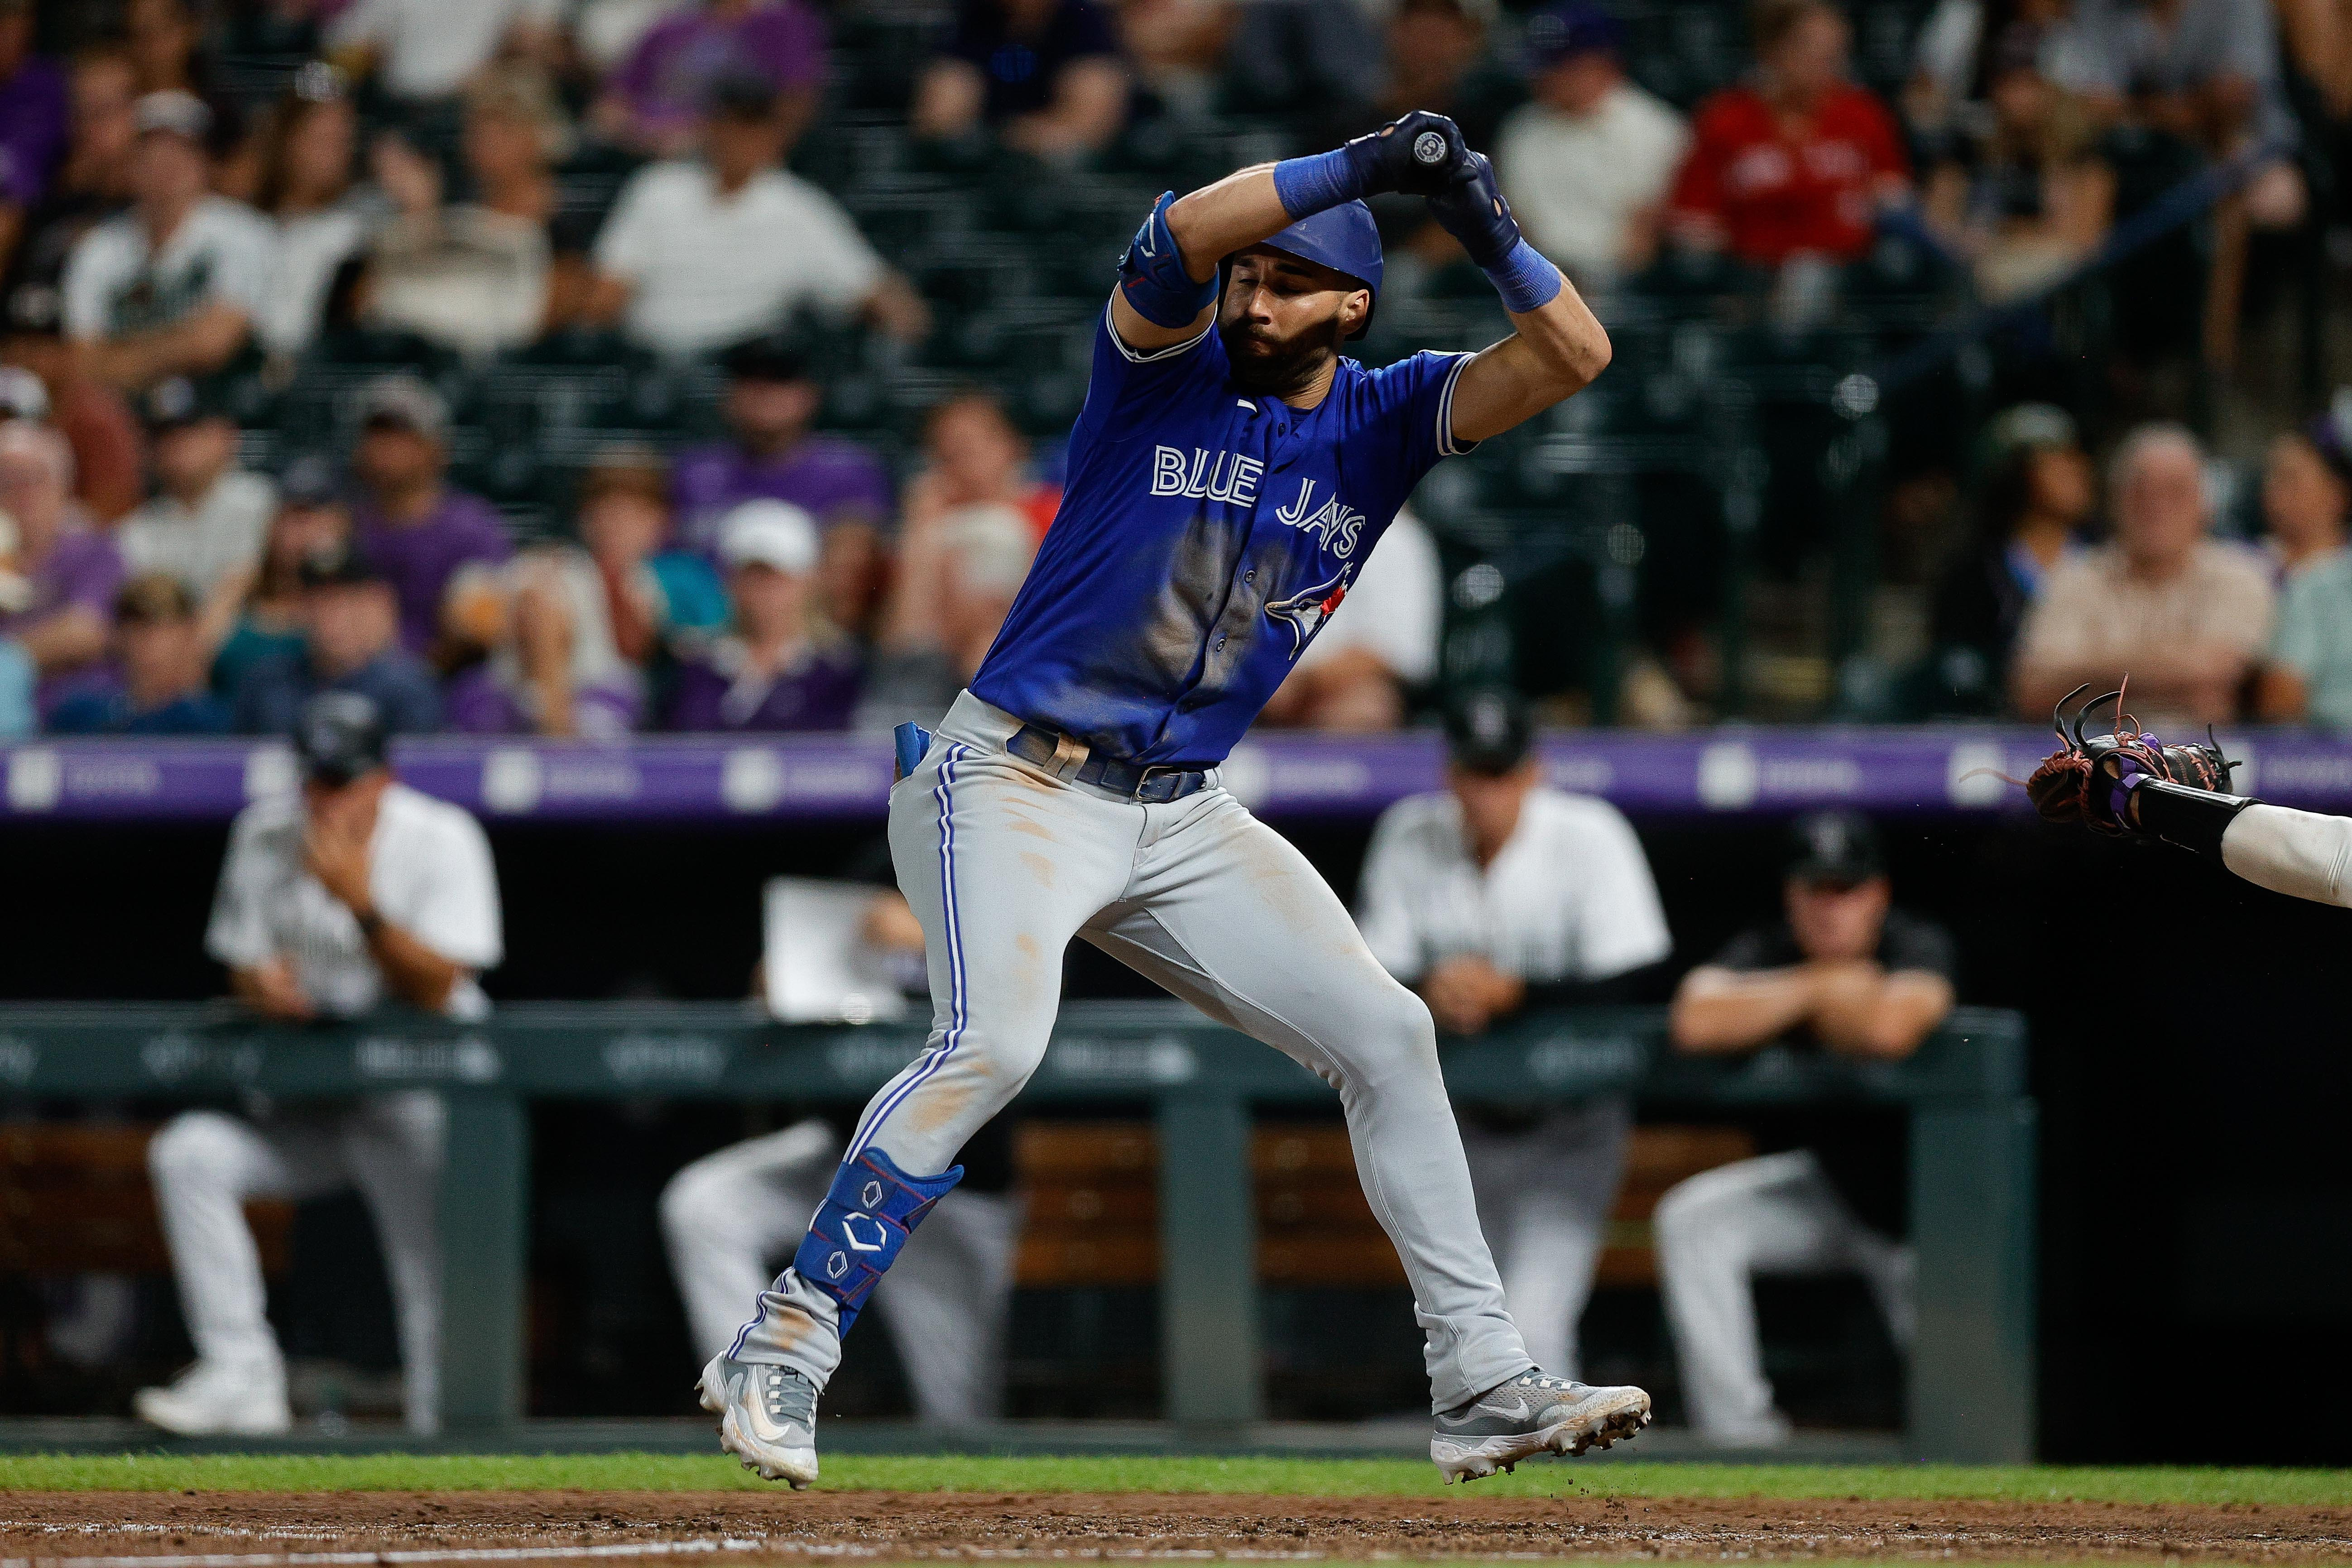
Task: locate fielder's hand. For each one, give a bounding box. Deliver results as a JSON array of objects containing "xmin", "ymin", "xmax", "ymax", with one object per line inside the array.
[
  {"xmin": 2026, "ymin": 681, "xmax": 2237, "ymax": 837},
  {"xmin": 1337, "ymin": 110, "xmax": 1471, "ymax": 198}
]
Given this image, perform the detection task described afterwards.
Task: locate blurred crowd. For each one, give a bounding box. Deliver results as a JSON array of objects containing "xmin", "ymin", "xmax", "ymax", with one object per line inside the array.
[{"xmin": 0, "ymin": 0, "xmax": 2345, "ymax": 738}]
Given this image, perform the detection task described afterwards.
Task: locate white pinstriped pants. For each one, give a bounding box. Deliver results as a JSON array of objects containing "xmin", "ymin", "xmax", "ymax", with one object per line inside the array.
[{"xmin": 734, "ymin": 691, "xmax": 1534, "ymax": 1413}]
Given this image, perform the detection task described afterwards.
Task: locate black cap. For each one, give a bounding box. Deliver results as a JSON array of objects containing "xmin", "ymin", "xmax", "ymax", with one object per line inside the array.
[
  {"xmin": 142, "ymin": 374, "xmax": 228, "ymax": 433},
  {"xmin": 295, "ymin": 691, "xmax": 389, "ymax": 786},
  {"xmin": 704, "ymin": 67, "xmax": 778, "ymax": 121},
  {"xmin": 1443, "ymin": 686, "xmax": 1533, "ymax": 776},
  {"xmin": 721, "ymin": 333, "xmax": 807, "ymax": 384},
  {"xmin": 278, "ymin": 453, "xmax": 344, "ymax": 508},
  {"xmin": 296, "ymin": 543, "xmax": 382, "ymax": 590},
  {"xmin": 1784, "ymin": 810, "xmax": 1885, "ymax": 887}
]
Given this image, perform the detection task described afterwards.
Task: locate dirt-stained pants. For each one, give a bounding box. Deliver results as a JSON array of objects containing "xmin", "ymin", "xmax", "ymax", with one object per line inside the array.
[{"xmin": 732, "ymin": 690, "xmax": 1534, "ymax": 1413}]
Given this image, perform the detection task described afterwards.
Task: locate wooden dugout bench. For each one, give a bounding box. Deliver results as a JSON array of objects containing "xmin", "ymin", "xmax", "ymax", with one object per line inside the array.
[{"xmin": 0, "ymin": 1001, "xmax": 2035, "ymax": 1459}]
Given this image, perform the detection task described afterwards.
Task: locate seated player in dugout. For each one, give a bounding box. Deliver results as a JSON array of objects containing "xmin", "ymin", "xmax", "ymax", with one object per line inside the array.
[
  {"xmin": 1658, "ymin": 811, "xmax": 1955, "ymax": 1447},
  {"xmin": 1353, "ymin": 686, "xmax": 1673, "ymax": 1385},
  {"xmin": 698, "ymin": 111, "xmax": 1643, "ymax": 1489}
]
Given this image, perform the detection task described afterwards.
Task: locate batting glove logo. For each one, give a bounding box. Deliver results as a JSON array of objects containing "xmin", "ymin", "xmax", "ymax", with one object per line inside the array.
[{"xmin": 1413, "ymin": 130, "xmax": 1448, "ymax": 165}]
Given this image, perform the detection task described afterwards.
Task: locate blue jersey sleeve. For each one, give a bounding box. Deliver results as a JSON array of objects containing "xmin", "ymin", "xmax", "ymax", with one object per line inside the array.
[
  {"xmin": 1075, "ymin": 301, "xmax": 1227, "ymax": 442},
  {"xmin": 1360, "ymin": 349, "xmax": 1479, "ymax": 493}
]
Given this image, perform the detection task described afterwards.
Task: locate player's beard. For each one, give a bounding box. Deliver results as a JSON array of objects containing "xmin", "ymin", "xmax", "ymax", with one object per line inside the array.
[{"xmin": 1219, "ymin": 310, "xmax": 1346, "ymax": 399}]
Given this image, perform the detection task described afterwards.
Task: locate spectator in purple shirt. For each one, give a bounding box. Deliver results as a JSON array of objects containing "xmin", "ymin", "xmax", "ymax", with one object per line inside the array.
[
  {"xmin": 666, "ymin": 499, "xmax": 860, "ymax": 731},
  {"xmin": 0, "ymin": 419, "xmax": 120, "ymax": 714},
  {"xmin": 672, "ymin": 335, "xmax": 895, "ymax": 635},
  {"xmin": 346, "ymin": 374, "xmax": 513, "ymax": 660},
  {"xmin": 0, "ymin": 0, "xmax": 69, "ymax": 283},
  {"xmin": 595, "ymin": 0, "xmax": 829, "ymax": 158}
]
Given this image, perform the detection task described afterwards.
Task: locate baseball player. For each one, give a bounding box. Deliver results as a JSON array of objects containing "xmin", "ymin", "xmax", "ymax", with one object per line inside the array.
[
  {"xmin": 662, "ymin": 1115, "xmax": 1016, "ymax": 1426},
  {"xmin": 699, "ymin": 111, "xmax": 1650, "ymax": 1487},
  {"xmin": 138, "ymin": 692, "xmax": 502, "ymax": 1436},
  {"xmin": 1353, "ymin": 688, "xmax": 1672, "ymax": 1382},
  {"xmin": 2029, "ymin": 681, "xmax": 2352, "ymax": 907}
]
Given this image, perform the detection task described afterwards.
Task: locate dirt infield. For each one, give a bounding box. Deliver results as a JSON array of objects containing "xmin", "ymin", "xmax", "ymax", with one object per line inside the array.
[{"xmin": 0, "ymin": 1491, "xmax": 2348, "ymax": 1563}]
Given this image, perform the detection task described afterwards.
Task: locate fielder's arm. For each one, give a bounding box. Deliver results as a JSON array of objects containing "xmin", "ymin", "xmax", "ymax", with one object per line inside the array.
[
  {"xmin": 1109, "ymin": 111, "xmax": 1473, "ymax": 352},
  {"xmin": 2139, "ymin": 788, "xmax": 2352, "ymax": 909}
]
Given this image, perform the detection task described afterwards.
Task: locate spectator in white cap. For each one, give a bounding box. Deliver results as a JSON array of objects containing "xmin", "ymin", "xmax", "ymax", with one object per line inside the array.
[
  {"xmin": 664, "ymin": 498, "xmax": 861, "ymax": 730},
  {"xmin": 60, "ymin": 90, "xmax": 276, "ymax": 392}
]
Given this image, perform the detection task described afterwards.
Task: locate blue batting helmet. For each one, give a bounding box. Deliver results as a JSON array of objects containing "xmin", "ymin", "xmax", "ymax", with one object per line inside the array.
[{"xmin": 1247, "ymin": 200, "xmax": 1382, "ymax": 339}]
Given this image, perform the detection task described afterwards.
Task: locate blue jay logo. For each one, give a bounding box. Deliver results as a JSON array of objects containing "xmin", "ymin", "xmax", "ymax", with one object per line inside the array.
[{"xmin": 1266, "ymin": 568, "xmax": 1353, "ymax": 657}]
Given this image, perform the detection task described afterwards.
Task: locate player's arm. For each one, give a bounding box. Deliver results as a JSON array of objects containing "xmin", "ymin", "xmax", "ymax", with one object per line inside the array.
[
  {"xmin": 1109, "ymin": 112, "xmax": 1472, "ymax": 352},
  {"xmin": 1809, "ymin": 963, "xmax": 1954, "ymax": 1061},
  {"xmin": 1669, "ymin": 964, "xmax": 1821, "ymax": 1054},
  {"xmin": 1419, "ymin": 153, "xmax": 1612, "ymax": 442}
]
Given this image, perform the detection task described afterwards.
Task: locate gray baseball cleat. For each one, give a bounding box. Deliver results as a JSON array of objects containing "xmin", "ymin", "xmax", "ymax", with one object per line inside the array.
[
  {"xmin": 698, "ymin": 1353, "xmax": 820, "ymax": 1487},
  {"xmin": 1430, "ymin": 1370, "xmax": 1652, "ymax": 1482}
]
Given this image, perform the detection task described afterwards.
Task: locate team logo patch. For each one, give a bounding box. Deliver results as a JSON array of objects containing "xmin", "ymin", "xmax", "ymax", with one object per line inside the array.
[
  {"xmin": 1413, "ymin": 130, "xmax": 1448, "ymax": 165},
  {"xmin": 1266, "ymin": 569, "xmax": 1354, "ymax": 656}
]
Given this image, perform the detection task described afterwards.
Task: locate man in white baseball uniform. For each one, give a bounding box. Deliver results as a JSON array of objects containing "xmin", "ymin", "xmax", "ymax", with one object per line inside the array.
[
  {"xmin": 1659, "ymin": 812, "xmax": 1952, "ymax": 1447},
  {"xmin": 1354, "ymin": 688, "xmax": 1671, "ymax": 1382},
  {"xmin": 136, "ymin": 693, "xmax": 502, "ymax": 1436}
]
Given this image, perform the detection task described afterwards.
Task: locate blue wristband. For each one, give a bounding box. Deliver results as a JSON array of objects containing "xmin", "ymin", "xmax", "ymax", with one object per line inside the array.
[
  {"xmin": 1272, "ymin": 149, "xmax": 1363, "ymax": 221},
  {"xmin": 1484, "ymin": 238, "xmax": 1563, "ymax": 314}
]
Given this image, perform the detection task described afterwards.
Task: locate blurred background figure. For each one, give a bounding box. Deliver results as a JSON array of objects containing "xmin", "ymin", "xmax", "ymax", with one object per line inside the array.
[
  {"xmin": 2258, "ymin": 412, "xmax": 2352, "ymax": 724},
  {"xmin": 325, "ymin": 0, "xmax": 559, "ymax": 104},
  {"xmin": 857, "ymin": 497, "xmax": 1035, "ymax": 730},
  {"xmin": 673, "ymin": 338, "xmax": 895, "ymax": 632},
  {"xmin": 1921, "ymin": 403, "xmax": 2095, "ymax": 714},
  {"xmin": 46, "ymin": 570, "xmax": 229, "ymax": 734},
  {"xmin": 589, "ymin": 72, "xmax": 927, "ymax": 357},
  {"xmin": 0, "ymin": 418, "xmax": 115, "ymax": 718},
  {"xmin": 665, "ymin": 499, "xmax": 859, "ymax": 730},
  {"xmin": 575, "ymin": 445, "xmax": 729, "ymax": 667},
  {"xmin": 1661, "ymin": 812, "xmax": 1953, "ymax": 1448},
  {"xmin": 210, "ymin": 457, "xmax": 351, "ymax": 699},
  {"xmin": 345, "ymin": 375, "xmax": 511, "ymax": 660},
  {"xmin": 1667, "ymin": 0, "xmax": 1910, "ymax": 269},
  {"xmin": 596, "ymin": 0, "xmax": 828, "ymax": 158},
  {"xmin": 910, "ymin": 0, "xmax": 1128, "ymax": 161},
  {"xmin": 0, "ymin": 0, "xmax": 70, "ymax": 288},
  {"xmin": 252, "ymin": 65, "xmax": 373, "ymax": 361},
  {"xmin": 62, "ymin": 91, "xmax": 274, "ymax": 393},
  {"xmin": 115, "ymin": 376, "xmax": 274, "ymax": 616},
  {"xmin": 443, "ymin": 546, "xmax": 645, "ymax": 739},
  {"xmin": 139, "ymin": 692, "xmax": 500, "ymax": 1435},
  {"xmin": 230, "ymin": 546, "xmax": 443, "ymax": 736},
  {"xmin": 2010, "ymin": 422, "xmax": 2273, "ymax": 728},
  {"xmin": 362, "ymin": 116, "xmax": 550, "ymax": 361},
  {"xmin": 1497, "ymin": 0, "xmax": 1689, "ymax": 291},
  {"xmin": 1354, "ymin": 688, "xmax": 1672, "ymax": 1381}
]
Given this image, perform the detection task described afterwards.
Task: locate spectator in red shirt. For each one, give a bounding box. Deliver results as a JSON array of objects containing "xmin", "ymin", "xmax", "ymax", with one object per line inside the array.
[{"xmin": 1667, "ymin": 0, "xmax": 1910, "ymax": 268}]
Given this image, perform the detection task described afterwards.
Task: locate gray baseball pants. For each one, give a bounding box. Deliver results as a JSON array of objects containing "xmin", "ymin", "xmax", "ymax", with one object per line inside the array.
[{"xmin": 735, "ymin": 691, "xmax": 1534, "ymax": 1413}]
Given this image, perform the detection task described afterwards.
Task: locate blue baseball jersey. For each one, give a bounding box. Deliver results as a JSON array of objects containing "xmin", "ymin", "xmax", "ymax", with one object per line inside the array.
[{"xmin": 970, "ymin": 306, "xmax": 1477, "ymax": 767}]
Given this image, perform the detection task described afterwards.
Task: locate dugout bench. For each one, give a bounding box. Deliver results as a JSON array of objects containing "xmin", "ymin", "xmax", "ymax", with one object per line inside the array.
[{"xmin": 0, "ymin": 1001, "xmax": 2035, "ymax": 1460}]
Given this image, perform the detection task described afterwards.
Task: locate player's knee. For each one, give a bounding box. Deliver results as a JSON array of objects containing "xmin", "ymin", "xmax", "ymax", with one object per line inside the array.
[
  {"xmin": 1339, "ymin": 980, "xmax": 1441, "ymax": 1075},
  {"xmin": 658, "ymin": 1158, "xmax": 739, "ymax": 1244},
  {"xmin": 147, "ymin": 1111, "xmax": 246, "ymax": 1189}
]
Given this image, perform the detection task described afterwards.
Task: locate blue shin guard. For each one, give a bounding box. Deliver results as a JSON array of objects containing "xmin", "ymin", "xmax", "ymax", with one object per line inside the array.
[{"xmin": 790, "ymin": 1146, "xmax": 965, "ymax": 1336}]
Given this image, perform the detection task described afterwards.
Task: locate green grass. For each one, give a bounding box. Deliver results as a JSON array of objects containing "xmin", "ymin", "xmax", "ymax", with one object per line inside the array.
[{"xmin": 0, "ymin": 1454, "xmax": 2344, "ymax": 1506}]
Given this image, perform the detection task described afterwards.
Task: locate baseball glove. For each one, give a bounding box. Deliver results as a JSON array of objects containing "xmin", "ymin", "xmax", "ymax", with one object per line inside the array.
[{"xmin": 2026, "ymin": 681, "xmax": 2238, "ymax": 836}]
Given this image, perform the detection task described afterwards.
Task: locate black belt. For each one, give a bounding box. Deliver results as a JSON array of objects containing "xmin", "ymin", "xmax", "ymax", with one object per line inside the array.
[{"xmin": 1006, "ymin": 724, "xmax": 1210, "ymax": 803}]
